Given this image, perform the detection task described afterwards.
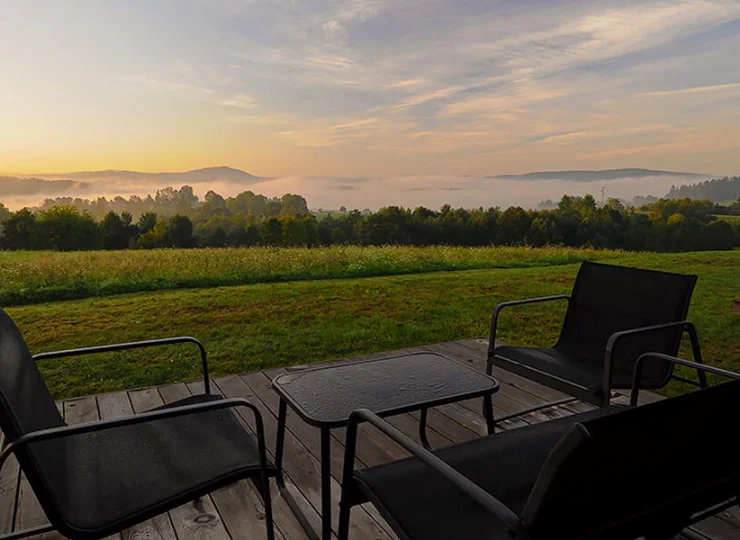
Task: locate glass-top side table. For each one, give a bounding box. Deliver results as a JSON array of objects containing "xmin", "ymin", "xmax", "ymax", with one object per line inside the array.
[{"xmin": 271, "ymin": 352, "xmax": 499, "ymax": 540}]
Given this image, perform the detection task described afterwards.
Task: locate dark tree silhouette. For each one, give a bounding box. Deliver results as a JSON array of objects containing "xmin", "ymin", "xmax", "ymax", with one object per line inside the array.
[{"xmin": 167, "ymin": 215, "xmax": 195, "ymax": 248}]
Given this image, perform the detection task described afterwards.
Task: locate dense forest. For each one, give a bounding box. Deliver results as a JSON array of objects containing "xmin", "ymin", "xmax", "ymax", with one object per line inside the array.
[
  {"xmin": 666, "ymin": 176, "xmax": 740, "ymax": 202},
  {"xmin": 1, "ymin": 184, "xmax": 739, "ymax": 252}
]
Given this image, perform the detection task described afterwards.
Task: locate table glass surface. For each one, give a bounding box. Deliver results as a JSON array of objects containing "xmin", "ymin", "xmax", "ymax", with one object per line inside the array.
[{"xmin": 272, "ymin": 352, "xmax": 498, "ymax": 426}]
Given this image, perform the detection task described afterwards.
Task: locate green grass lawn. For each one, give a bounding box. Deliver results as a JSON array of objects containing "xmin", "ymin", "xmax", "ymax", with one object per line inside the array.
[
  {"xmin": 7, "ymin": 250, "xmax": 739, "ymax": 400},
  {"xmin": 0, "ymin": 245, "xmax": 635, "ymax": 306}
]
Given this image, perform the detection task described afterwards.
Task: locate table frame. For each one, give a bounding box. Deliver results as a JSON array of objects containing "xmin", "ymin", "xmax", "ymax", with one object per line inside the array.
[{"xmin": 271, "ymin": 353, "xmax": 499, "ymax": 540}]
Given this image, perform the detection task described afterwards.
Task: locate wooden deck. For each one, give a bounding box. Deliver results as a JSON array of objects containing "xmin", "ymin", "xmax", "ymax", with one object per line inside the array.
[{"xmin": 2, "ymin": 339, "xmax": 739, "ymax": 540}]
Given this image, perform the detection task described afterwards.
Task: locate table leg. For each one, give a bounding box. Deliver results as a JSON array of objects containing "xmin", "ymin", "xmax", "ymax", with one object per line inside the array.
[
  {"xmin": 483, "ymin": 394, "xmax": 496, "ymax": 435},
  {"xmin": 275, "ymin": 398, "xmax": 287, "ymax": 481},
  {"xmin": 320, "ymin": 427, "xmax": 332, "ymax": 540},
  {"xmin": 275, "ymin": 398, "xmax": 323, "ymax": 540},
  {"xmin": 419, "ymin": 407, "xmax": 431, "ymax": 449}
]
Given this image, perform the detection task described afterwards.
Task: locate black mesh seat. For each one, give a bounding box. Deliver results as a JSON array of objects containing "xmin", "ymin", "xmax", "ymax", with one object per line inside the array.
[
  {"xmin": 351, "ymin": 406, "xmax": 621, "ymax": 539},
  {"xmin": 0, "ymin": 308, "xmax": 275, "ymax": 540},
  {"xmin": 493, "ymin": 346, "xmax": 604, "ymax": 391},
  {"xmin": 488, "ymin": 262, "xmax": 701, "ymax": 411},
  {"xmin": 339, "ymin": 357, "xmax": 740, "ymax": 540}
]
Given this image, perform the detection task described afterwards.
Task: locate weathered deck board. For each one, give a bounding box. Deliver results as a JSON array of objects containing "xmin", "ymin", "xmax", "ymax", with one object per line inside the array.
[{"xmin": 7, "ymin": 339, "xmax": 739, "ymax": 540}]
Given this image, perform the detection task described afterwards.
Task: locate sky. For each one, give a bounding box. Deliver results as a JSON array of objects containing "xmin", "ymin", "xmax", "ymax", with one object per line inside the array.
[{"xmin": 1, "ymin": 0, "xmax": 739, "ymax": 180}]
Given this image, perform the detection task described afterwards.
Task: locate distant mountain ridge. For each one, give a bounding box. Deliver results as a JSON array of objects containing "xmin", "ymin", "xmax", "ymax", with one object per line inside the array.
[
  {"xmin": 1, "ymin": 167, "xmax": 266, "ymax": 198},
  {"xmin": 0, "ymin": 176, "xmax": 88, "ymax": 196},
  {"xmin": 39, "ymin": 166, "xmax": 265, "ymax": 184},
  {"xmin": 492, "ymin": 168, "xmax": 708, "ymax": 182}
]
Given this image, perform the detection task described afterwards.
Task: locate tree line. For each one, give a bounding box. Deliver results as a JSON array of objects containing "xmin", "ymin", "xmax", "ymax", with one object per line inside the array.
[
  {"xmin": 34, "ymin": 186, "xmax": 310, "ymax": 221},
  {"xmin": 1, "ymin": 187, "xmax": 739, "ymax": 252},
  {"xmin": 666, "ymin": 176, "xmax": 740, "ymax": 202}
]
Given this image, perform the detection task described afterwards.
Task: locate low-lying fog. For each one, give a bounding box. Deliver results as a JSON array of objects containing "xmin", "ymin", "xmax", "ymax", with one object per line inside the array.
[{"xmin": 0, "ymin": 172, "xmax": 712, "ymax": 211}]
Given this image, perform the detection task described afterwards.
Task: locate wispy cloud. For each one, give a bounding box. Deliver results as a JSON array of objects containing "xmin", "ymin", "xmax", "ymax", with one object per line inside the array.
[
  {"xmin": 640, "ymin": 82, "xmax": 740, "ymax": 97},
  {"xmin": 577, "ymin": 142, "xmax": 690, "ymax": 159},
  {"xmin": 120, "ymin": 74, "xmax": 216, "ymax": 99},
  {"xmin": 440, "ymin": 83, "xmax": 564, "ymax": 118},
  {"xmin": 221, "ymin": 0, "xmax": 740, "ymax": 167},
  {"xmin": 217, "ymin": 93, "xmax": 255, "ymax": 109},
  {"xmin": 393, "ymin": 86, "xmax": 465, "ymax": 110},
  {"xmin": 537, "ymin": 131, "xmax": 591, "ymax": 145}
]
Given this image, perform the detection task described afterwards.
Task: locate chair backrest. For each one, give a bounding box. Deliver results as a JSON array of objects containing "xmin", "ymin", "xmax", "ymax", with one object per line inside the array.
[
  {"xmin": 556, "ymin": 262, "xmax": 697, "ymax": 387},
  {"xmin": 0, "ymin": 309, "xmax": 64, "ymax": 441},
  {"xmin": 522, "ymin": 379, "xmax": 740, "ymax": 540}
]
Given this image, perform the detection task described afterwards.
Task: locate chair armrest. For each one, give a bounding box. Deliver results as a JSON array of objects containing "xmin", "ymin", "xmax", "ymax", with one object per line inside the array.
[
  {"xmin": 630, "ymin": 353, "xmax": 740, "ymax": 406},
  {"xmin": 488, "ymin": 295, "xmax": 569, "ymax": 373},
  {"xmin": 33, "ymin": 337, "xmax": 210, "ymax": 394},
  {"xmin": 602, "ymin": 321, "xmax": 694, "ymax": 402},
  {"xmin": 0, "ymin": 397, "xmax": 269, "ymax": 475},
  {"xmin": 341, "ymin": 409, "xmax": 526, "ymax": 538}
]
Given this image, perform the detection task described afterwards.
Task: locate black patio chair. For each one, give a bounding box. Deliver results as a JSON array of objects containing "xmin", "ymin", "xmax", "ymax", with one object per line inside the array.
[
  {"xmin": 484, "ymin": 261, "xmax": 705, "ymax": 429},
  {"xmin": 339, "ymin": 355, "xmax": 740, "ymax": 540},
  {"xmin": 0, "ymin": 308, "xmax": 276, "ymax": 540}
]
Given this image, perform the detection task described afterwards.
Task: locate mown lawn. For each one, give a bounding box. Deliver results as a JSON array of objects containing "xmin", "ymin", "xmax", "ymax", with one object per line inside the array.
[
  {"xmin": 0, "ymin": 245, "xmax": 634, "ymax": 306},
  {"xmin": 7, "ymin": 250, "xmax": 738, "ymax": 399}
]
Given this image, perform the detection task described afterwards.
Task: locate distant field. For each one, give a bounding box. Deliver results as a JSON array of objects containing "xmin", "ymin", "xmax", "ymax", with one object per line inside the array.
[
  {"xmin": 0, "ymin": 245, "xmax": 633, "ymax": 306},
  {"xmin": 6, "ymin": 250, "xmax": 739, "ymax": 399}
]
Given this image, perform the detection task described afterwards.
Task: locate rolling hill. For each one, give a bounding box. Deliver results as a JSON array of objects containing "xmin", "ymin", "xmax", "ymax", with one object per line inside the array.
[
  {"xmin": 492, "ymin": 168, "xmax": 707, "ymax": 182},
  {"xmin": 0, "ymin": 166, "xmax": 266, "ymax": 200},
  {"xmin": 40, "ymin": 166, "xmax": 265, "ymax": 185}
]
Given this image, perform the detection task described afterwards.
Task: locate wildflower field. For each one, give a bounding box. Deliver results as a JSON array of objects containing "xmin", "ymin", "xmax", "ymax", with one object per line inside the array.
[{"xmin": 0, "ymin": 245, "xmax": 630, "ymax": 306}]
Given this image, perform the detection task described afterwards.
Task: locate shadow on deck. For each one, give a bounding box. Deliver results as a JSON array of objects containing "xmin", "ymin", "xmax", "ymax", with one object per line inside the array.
[{"xmin": 2, "ymin": 339, "xmax": 738, "ymax": 540}]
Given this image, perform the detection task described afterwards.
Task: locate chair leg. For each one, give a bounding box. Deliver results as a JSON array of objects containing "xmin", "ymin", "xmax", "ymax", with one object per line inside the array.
[
  {"xmin": 337, "ymin": 500, "xmax": 351, "ymax": 540},
  {"xmin": 686, "ymin": 325, "xmax": 708, "ymax": 388},
  {"xmin": 260, "ymin": 477, "xmax": 275, "ymax": 540},
  {"xmin": 251, "ymin": 475, "xmax": 276, "ymax": 540},
  {"xmin": 601, "ymin": 388, "xmax": 611, "ymax": 407},
  {"xmin": 255, "ymin": 400, "xmax": 277, "ymax": 540},
  {"xmin": 339, "ymin": 418, "xmax": 361, "ymax": 540}
]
